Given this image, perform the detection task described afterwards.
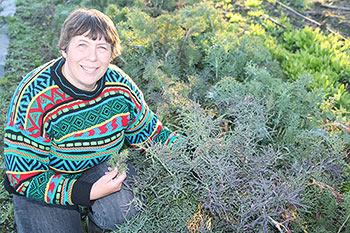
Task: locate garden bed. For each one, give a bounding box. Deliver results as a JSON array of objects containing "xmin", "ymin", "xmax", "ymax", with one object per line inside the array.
[{"xmin": 0, "ymin": 0, "xmax": 349, "ymax": 232}]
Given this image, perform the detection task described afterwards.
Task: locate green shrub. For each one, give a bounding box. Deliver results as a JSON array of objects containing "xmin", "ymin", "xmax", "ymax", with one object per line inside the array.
[
  {"xmin": 278, "ymin": 27, "xmax": 350, "ymax": 104},
  {"xmin": 264, "ymin": 26, "xmax": 350, "ymax": 130},
  {"xmin": 2, "ymin": 0, "xmax": 350, "ymax": 232},
  {"xmin": 121, "ymin": 95, "xmax": 347, "ymax": 232}
]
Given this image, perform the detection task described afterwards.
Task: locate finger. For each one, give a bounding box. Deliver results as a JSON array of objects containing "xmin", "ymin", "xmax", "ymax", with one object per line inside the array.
[
  {"xmin": 112, "ymin": 171, "xmax": 127, "ymax": 184},
  {"xmin": 104, "ymin": 168, "xmax": 119, "ymax": 180},
  {"xmin": 107, "ymin": 166, "xmax": 118, "ymax": 172}
]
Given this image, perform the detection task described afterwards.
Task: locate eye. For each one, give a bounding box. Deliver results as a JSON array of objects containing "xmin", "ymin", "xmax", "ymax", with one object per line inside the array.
[
  {"xmin": 78, "ymin": 43, "xmax": 87, "ymax": 48},
  {"xmin": 98, "ymin": 46, "xmax": 108, "ymax": 51}
]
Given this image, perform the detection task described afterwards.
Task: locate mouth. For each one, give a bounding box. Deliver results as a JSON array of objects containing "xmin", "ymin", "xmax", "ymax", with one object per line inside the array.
[{"xmin": 81, "ymin": 65, "xmax": 98, "ymax": 73}]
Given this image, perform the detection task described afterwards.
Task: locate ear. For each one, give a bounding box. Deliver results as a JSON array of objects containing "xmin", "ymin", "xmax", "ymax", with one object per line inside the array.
[{"xmin": 61, "ymin": 49, "xmax": 67, "ymax": 59}]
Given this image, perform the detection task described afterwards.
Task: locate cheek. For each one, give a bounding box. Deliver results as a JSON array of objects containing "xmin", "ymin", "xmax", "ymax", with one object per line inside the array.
[
  {"xmin": 98, "ymin": 50, "xmax": 112, "ymax": 62},
  {"xmin": 99, "ymin": 58, "xmax": 112, "ymax": 69},
  {"xmin": 101, "ymin": 52, "xmax": 112, "ymax": 61}
]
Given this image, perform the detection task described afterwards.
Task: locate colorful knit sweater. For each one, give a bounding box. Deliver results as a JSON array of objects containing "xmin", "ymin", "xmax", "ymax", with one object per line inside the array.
[{"xmin": 4, "ymin": 57, "xmax": 181, "ymax": 206}]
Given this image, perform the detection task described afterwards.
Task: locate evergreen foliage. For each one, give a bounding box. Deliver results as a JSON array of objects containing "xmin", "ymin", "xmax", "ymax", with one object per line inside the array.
[{"xmin": 1, "ymin": 0, "xmax": 349, "ymax": 232}]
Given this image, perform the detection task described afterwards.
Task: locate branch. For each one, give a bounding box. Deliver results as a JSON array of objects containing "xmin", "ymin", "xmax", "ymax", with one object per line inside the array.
[
  {"xmin": 318, "ymin": 3, "xmax": 350, "ymax": 11},
  {"xmin": 268, "ymin": 216, "xmax": 291, "ymax": 233},
  {"xmin": 178, "ymin": 28, "xmax": 194, "ymax": 62},
  {"xmin": 308, "ymin": 178, "xmax": 344, "ymax": 203},
  {"xmin": 275, "ymin": 1, "xmax": 348, "ymax": 41},
  {"xmin": 263, "ymin": 14, "xmax": 287, "ymax": 29},
  {"xmin": 276, "ymin": 1, "xmax": 321, "ymax": 26},
  {"xmin": 338, "ymin": 213, "xmax": 350, "ymax": 233}
]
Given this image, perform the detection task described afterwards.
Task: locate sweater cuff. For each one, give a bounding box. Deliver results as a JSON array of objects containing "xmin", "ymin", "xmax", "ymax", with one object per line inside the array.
[{"xmin": 71, "ymin": 180, "xmax": 93, "ymax": 206}]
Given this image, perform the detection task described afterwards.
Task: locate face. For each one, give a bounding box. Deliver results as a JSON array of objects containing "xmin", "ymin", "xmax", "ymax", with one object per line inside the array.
[{"xmin": 61, "ymin": 33, "xmax": 112, "ymax": 91}]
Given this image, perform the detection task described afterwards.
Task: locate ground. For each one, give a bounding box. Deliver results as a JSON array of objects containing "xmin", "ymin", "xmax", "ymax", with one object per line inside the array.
[
  {"xmin": 310, "ymin": 0, "xmax": 350, "ymax": 38},
  {"xmin": 269, "ymin": 0, "xmax": 350, "ymax": 39}
]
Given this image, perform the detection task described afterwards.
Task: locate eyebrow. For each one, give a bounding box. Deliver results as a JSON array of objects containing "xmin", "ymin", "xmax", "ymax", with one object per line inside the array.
[{"xmin": 76, "ymin": 38, "xmax": 109, "ymax": 46}]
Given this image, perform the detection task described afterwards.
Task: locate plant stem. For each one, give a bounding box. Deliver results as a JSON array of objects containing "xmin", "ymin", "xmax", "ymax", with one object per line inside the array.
[
  {"xmin": 337, "ymin": 213, "xmax": 350, "ymax": 233},
  {"xmin": 153, "ymin": 153, "xmax": 174, "ymax": 176}
]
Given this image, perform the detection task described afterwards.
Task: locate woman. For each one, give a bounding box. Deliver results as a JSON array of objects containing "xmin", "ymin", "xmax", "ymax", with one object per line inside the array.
[{"xmin": 4, "ymin": 8, "xmax": 181, "ymax": 233}]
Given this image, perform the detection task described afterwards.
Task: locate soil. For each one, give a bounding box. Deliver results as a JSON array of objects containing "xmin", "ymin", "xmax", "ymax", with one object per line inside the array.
[
  {"xmin": 304, "ymin": 1, "xmax": 350, "ymax": 39},
  {"xmin": 265, "ymin": 0, "xmax": 350, "ymax": 40}
]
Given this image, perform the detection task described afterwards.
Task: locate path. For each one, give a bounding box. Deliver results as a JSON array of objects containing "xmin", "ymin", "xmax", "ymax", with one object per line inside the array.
[{"xmin": 0, "ymin": 0, "xmax": 16, "ymax": 79}]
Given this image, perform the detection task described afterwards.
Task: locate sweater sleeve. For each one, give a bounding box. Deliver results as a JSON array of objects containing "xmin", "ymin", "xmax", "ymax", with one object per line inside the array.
[
  {"xmin": 121, "ymin": 73, "xmax": 183, "ymax": 150},
  {"xmin": 3, "ymin": 67, "xmax": 90, "ymax": 206}
]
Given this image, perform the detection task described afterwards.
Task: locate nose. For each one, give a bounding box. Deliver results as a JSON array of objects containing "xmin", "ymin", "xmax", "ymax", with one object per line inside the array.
[{"xmin": 87, "ymin": 46, "xmax": 98, "ymax": 61}]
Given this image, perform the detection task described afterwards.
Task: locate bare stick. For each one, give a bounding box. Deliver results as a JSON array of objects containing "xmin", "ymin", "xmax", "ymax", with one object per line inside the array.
[
  {"xmin": 308, "ymin": 178, "xmax": 344, "ymax": 202},
  {"xmin": 178, "ymin": 28, "xmax": 194, "ymax": 62},
  {"xmin": 337, "ymin": 213, "xmax": 350, "ymax": 233},
  {"xmin": 263, "ymin": 14, "xmax": 287, "ymax": 29},
  {"xmin": 276, "ymin": 1, "xmax": 321, "ymax": 26},
  {"xmin": 276, "ymin": 1, "xmax": 348, "ymax": 41},
  {"xmin": 268, "ymin": 216, "xmax": 291, "ymax": 233},
  {"xmin": 264, "ymin": 14, "xmax": 287, "ymax": 29},
  {"xmin": 319, "ymin": 3, "xmax": 350, "ymax": 11}
]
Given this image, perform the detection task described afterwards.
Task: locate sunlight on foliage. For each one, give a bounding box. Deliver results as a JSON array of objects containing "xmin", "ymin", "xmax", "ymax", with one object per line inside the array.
[
  {"xmin": 244, "ymin": 0, "xmax": 263, "ymax": 8},
  {"xmin": 1, "ymin": 0, "xmax": 350, "ymax": 232}
]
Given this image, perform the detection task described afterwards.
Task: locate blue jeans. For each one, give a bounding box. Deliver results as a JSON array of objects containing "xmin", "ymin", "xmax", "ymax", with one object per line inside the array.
[{"xmin": 13, "ymin": 162, "xmax": 139, "ymax": 233}]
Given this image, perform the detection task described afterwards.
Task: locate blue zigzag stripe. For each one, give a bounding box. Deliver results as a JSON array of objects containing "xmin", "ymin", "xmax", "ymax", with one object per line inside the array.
[{"xmin": 5, "ymin": 154, "xmax": 47, "ymax": 172}]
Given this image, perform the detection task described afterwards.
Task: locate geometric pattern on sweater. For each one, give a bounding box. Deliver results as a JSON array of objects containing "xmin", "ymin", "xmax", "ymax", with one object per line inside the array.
[
  {"xmin": 26, "ymin": 170, "xmax": 55, "ymax": 201},
  {"xmin": 26, "ymin": 170, "xmax": 77, "ymax": 205},
  {"xmin": 26, "ymin": 86, "xmax": 72, "ymax": 138},
  {"xmin": 9, "ymin": 62, "xmax": 57, "ymax": 127},
  {"xmin": 4, "ymin": 58, "xmax": 183, "ymax": 206},
  {"xmin": 51, "ymin": 96, "xmax": 129, "ymax": 140},
  {"xmin": 5, "ymin": 153, "xmax": 47, "ymax": 173},
  {"xmin": 48, "ymin": 153, "xmax": 110, "ymax": 172}
]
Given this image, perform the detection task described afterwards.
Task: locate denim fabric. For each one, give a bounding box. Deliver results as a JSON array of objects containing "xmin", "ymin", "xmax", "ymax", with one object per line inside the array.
[
  {"xmin": 13, "ymin": 162, "xmax": 139, "ymax": 233},
  {"xmin": 13, "ymin": 195, "xmax": 83, "ymax": 233},
  {"xmin": 81, "ymin": 162, "xmax": 139, "ymax": 230}
]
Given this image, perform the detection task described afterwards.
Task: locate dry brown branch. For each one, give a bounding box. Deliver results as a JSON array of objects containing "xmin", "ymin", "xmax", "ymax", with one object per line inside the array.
[
  {"xmin": 308, "ymin": 178, "xmax": 344, "ymax": 203},
  {"xmin": 276, "ymin": 1, "xmax": 321, "ymax": 26},
  {"xmin": 178, "ymin": 28, "xmax": 194, "ymax": 62},
  {"xmin": 318, "ymin": 3, "xmax": 350, "ymax": 11},
  {"xmin": 323, "ymin": 121, "xmax": 350, "ymax": 133},
  {"xmin": 263, "ymin": 14, "xmax": 287, "ymax": 29},
  {"xmin": 175, "ymin": 2, "xmax": 187, "ymax": 10},
  {"xmin": 275, "ymin": 1, "xmax": 348, "ymax": 41}
]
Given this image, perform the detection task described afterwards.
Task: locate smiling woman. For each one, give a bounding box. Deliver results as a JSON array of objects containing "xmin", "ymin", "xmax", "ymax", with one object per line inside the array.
[
  {"xmin": 3, "ymin": 8, "xmax": 182, "ymax": 233},
  {"xmin": 61, "ymin": 34, "xmax": 112, "ymax": 91}
]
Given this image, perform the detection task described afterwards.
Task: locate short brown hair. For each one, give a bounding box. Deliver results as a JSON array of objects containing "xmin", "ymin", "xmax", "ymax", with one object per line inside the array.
[{"xmin": 58, "ymin": 8, "xmax": 121, "ymax": 59}]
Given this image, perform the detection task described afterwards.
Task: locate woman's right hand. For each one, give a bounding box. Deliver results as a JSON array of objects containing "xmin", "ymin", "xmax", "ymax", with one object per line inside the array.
[{"xmin": 90, "ymin": 167, "xmax": 127, "ymax": 200}]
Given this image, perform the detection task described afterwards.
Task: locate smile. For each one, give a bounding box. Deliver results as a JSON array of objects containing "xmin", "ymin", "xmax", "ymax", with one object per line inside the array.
[{"xmin": 81, "ymin": 65, "xmax": 98, "ymax": 73}]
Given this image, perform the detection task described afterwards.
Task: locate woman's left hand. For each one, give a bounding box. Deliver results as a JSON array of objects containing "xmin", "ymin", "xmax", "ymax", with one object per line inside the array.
[{"xmin": 89, "ymin": 167, "xmax": 127, "ymax": 200}]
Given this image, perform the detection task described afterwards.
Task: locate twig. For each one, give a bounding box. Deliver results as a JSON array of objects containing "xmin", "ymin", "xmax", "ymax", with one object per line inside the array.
[
  {"xmin": 324, "ymin": 121, "xmax": 350, "ymax": 133},
  {"xmin": 319, "ymin": 3, "xmax": 350, "ymax": 11},
  {"xmin": 268, "ymin": 216, "xmax": 291, "ymax": 233},
  {"xmin": 263, "ymin": 14, "xmax": 287, "ymax": 29},
  {"xmin": 308, "ymin": 178, "xmax": 344, "ymax": 202},
  {"xmin": 178, "ymin": 28, "xmax": 194, "ymax": 62},
  {"xmin": 337, "ymin": 213, "xmax": 350, "ymax": 233},
  {"xmin": 276, "ymin": 1, "xmax": 321, "ymax": 26},
  {"xmin": 152, "ymin": 153, "xmax": 174, "ymax": 176},
  {"xmin": 275, "ymin": 1, "xmax": 348, "ymax": 41}
]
